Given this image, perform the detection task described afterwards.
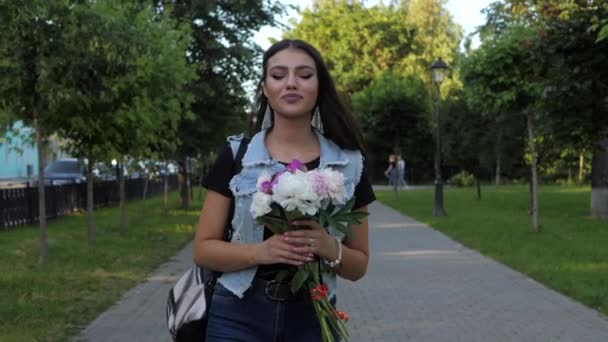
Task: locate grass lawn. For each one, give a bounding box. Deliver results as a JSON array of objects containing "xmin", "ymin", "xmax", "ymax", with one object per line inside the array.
[
  {"xmin": 376, "ymin": 185, "xmax": 608, "ymax": 317},
  {"xmin": 0, "ymin": 191, "xmax": 201, "ymax": 341}
]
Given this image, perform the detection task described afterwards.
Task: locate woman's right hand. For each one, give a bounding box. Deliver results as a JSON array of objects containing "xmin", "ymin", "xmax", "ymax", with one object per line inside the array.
[{"xmin": 253, "ymin": 234, "xmax": 315, "ymax": 266}]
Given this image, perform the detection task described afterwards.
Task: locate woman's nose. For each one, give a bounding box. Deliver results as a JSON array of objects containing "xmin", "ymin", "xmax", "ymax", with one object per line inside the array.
[{"xmin": 286, "ymin": 73, "xmax": 297, "ymax": 89}]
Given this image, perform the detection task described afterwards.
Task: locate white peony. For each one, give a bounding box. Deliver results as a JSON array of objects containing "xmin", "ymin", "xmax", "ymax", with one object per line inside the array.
[
  {"xmin": 250, "ymin": 192, "xmax": 273, "ymax": 218},
  {"xmin": 272, "ymin": 170, "xmax": 321, "ymax": 216},
  {"xmin": 321, "ymin": 168, "xmax": 346, "ymax": 204}
]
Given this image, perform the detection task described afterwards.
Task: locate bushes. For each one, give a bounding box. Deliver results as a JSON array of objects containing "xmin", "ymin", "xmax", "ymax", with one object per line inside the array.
[{"xmin": 447, "ymin": 171, "xmax": 475, "ymax": 187}]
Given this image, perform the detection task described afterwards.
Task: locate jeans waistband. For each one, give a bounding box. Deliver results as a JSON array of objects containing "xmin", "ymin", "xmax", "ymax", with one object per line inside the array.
[{"xmin": 250, "ymin": 277, "xmax": 309, "ymax": 302}]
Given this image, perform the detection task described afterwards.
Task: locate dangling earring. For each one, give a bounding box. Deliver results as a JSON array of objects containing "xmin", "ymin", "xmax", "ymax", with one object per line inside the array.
[
  {"xmin": 311, "ymin": 106, "xmax": 324, "ymax": 133},
  {"xmin": 261, "ymin": 105, "xmax": 272, "ymax": 130}
]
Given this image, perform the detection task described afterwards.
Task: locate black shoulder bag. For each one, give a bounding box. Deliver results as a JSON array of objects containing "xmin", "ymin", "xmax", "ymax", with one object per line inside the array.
[{"xmin": 166, "ymin": 138, "xmax": 249, "ymax": 342}]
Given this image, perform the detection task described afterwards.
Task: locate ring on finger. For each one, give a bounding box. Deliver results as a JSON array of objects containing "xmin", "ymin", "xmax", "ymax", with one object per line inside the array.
[{"xmin": 308, "ymin": 237, "xmax": 315, "ymax": 248}]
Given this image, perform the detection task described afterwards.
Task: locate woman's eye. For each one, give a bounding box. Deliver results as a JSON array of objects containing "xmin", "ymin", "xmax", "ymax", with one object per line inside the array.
[
  {"xmin": 271, "ymin": 75, "xmax": 284, "ymax": 80},
  {"xmin": 300, "ymin": 74, "xmax": 313, "ymax": 79}
]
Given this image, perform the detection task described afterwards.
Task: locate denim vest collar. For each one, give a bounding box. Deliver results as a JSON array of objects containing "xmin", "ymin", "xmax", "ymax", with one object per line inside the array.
[{"xmin": 242, "ymin": 128, "xmax": 349, "ymax": 169}]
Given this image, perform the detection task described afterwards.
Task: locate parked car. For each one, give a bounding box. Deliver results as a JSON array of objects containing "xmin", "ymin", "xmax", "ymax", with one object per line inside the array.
[
  {"xmin": 92, "ymin": 162, "xmax": 117, "ymax": 181},
  {"xmin": 43, "ymin": 158, "xmax": 86, "ymax": 185}
]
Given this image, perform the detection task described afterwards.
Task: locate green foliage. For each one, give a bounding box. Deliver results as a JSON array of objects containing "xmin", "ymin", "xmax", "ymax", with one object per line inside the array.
[
  {"xmin": 49, "ymin": 1, "xmax": 196, "ymax": 163},
  {"xmin": 287, "ymin": 1, "xmax": 416, "ymax": 94},
  {"xmin": 159, "ymin": 0, "xmax": 286, "ymax": 160},
  {"xmin": 286, "ymin": 0, "xmax": 463, "ymax": 180},
  {"xmin": 589, "ymin": 2, "xmax": 608, "ymax": 42},
  {"xmin": 352, "ymin": 72, "xmax": 433, "ymax": 181},
  {"xmin": 462, "ymin": 25, "xmax": 543, "ymax": 116},
  {"xmin": 539, "ymin": 2, "xmax": 608, "ymax": 148},
  {"xmin": 287, "ymin": 0, "xmax": 462, "ymax": 95},
  {"xmin": 446, "ymin": 171, "xmax": 475, "ymax": 187},
  {"xmin": 474, "ymin": 0, "xmax": 608, "ymax": 158},
  {"xmin": 0, "ymin": 0, "xmax": 70, "ymax": 134},
  {"xmin": 401, "ymin": 0, "xmax": 463, "ymax": 90},
  {"xmin": 596, "ymin": 24, "xmax": 608, "ymax": 42},
  {"xmin": 442, "ymin": 93, "xmax": 490, "ymax": 180}
]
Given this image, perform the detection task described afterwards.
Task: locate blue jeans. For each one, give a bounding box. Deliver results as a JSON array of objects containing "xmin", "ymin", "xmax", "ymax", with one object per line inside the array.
[{"xmin": 205, "ymin": 283, "xmax": 339, "ymax": 342}]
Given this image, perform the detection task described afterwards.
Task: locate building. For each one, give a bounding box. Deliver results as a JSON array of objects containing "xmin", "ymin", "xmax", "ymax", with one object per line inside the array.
[
  {"xmin": 0, "ymin": 121, "xmax": 69, "ymax": 180},
  {"xmin": 0, "ymin": 121, "xmax": 38, "ymax": 180}
]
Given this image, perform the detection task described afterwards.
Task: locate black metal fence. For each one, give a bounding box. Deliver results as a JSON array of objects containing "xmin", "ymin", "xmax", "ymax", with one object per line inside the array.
[{"xmin": 0, "ymin": 176, "xmax": 178, "ymax": 229}]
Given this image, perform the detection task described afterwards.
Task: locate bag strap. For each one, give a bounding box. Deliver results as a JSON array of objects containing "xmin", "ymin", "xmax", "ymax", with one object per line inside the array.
[
  {"xmin": 225, "ymin": 137, "xmax": 249, "ymax": 241},
  {"xmin": 204, "ymin": 137, "xmax": 250, "ymax": 286},
  {"xmin": 233, "ymin": 137, "xmax": 249, "ymax": 177}
]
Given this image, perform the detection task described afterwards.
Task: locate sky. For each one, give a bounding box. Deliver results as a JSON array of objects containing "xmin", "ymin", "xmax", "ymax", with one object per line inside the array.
[{"xmin": 253, "ymin": 0, "xmax": 494, "ymax": 50}]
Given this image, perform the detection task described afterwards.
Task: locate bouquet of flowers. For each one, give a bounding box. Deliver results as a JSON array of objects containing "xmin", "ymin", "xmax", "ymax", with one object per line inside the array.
[{"xmin": 250, "ymin": 160, "xmax": 368, "ymax": 342}]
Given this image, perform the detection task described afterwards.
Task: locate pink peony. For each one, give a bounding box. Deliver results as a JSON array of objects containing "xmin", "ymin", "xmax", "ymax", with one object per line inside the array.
[{"xmin": 286, "ymin": 159, "xmax": 306, "ymax": 173}]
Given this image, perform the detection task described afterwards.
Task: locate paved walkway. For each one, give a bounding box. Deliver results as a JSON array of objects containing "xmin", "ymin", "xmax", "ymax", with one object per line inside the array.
[{"xmin": 77, "ymin": 201, "xmax": 608, "ymax": 341}]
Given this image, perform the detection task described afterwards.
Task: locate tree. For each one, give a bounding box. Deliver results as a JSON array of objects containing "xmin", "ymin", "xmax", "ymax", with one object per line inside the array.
[
  {"xmin": 287, "ymin": 0, "xmax": 416, "ymax": 94},
  {"xmin": 402, "ymin": 0, "xmax": 462, "ymax": 89},
  {"xmin": 287, "ymin": 0, "xmax": 463, "ymax": 181},
  {"xmin": 478, "ymin": 0, "xmax": 608, "ymax": 218},
  {"xmin": 0, "ymin": 0, "xmax": 75, "ymax": 263},
  {"xmin": 462, "ymin": 25, "xmax": 545, "ymax": 231},
  {"xmin": 538, "ymin": 2, "xmax": 608, "ymax": 217},
  {"xmin": 151, "ymin": 0, "xmax": 285, "ymax": 209},
  {"xmin": 441, "ymin": 92, "xmax": 493, "ymax": 199},
  {"xmin": 51, "ymin": 1, "xmax": 196, "ymax": 238},
  {"xmin": 352, "ymin": 72, "xmax": 432, "ymax": 183}
]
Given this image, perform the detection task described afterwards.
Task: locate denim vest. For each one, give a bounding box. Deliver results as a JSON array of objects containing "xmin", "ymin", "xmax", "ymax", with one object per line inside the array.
[{"xmin": 218, "ymin": 128, "xmax": 363, "ymax": 299}]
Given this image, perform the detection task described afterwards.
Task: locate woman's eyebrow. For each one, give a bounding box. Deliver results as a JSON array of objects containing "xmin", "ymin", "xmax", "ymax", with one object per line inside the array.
[{"xmin": 269, "ymin": 65, "xmax": 315, "ymax": 71}]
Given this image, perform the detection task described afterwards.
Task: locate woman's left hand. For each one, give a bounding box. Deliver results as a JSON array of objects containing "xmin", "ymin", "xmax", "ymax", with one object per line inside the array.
[{"xmin": 283, "ymin": 220, "xmax": 339, "ymax": 261}]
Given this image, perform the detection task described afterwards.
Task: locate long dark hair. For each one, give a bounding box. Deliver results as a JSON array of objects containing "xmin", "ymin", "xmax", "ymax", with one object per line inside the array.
[{"xmin": 251, "ymin": 39, "xmax": 366, "ymax": 156}]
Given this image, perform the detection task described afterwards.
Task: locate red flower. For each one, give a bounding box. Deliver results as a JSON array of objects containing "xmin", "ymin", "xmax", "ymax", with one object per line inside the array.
[
  {"xmin": 310, "ymin": 283, "xmax": 329, "ymax": 301},
  {"xmin": 337, "ymin": 310, "xmax": 349, "ymax": 322}
]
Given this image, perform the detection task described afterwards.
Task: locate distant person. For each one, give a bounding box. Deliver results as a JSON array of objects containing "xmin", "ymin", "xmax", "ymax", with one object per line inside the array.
[
  {"xmin": 384, "ymin": 154, "xmax": 398, "ymax": 187},
  {"xmin": 397, "ymin": 155, "xmax": 408, "ymax": 189}
]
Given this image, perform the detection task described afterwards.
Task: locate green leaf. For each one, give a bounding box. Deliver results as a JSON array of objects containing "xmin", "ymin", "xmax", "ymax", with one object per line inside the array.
[
  {"xmin": 325, "ymin": 202, "xmax": 336, "ymax": 215},
  {"xmin": 327, "ymin": 218, "xmax": 352, "ymax": 236},
  {"xmin": 318, "ymin": 212, "xmax": 327, "ymax": 228},
  {"xmin": 255, "ymin": 216, "xmax": 288, "ymax": 234},
  {"xmin": 274, "ymin": 269, "xmax": 292, "ymax": 282},
  {"xmin": 270, "ymin": 202, "xmax": 287, "ymax": 220},
  {"xmin": 290, "ymin": 267, "xmax": 311, "ymax": 294},
  {"xmin": 334, "ymin": 197, "xmax": 356, "ymax": 216}
]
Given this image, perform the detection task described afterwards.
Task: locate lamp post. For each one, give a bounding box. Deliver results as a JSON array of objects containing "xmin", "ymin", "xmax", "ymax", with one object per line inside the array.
[{"xmin": 431, "ymin": 57, "xmax": 448, "ymax": 217}]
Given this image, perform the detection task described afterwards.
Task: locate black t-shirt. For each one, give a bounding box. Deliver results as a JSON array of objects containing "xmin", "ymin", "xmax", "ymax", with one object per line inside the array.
[{"xmin": 202, "ymin": 142, "xmax": 376, "ymax": 279}]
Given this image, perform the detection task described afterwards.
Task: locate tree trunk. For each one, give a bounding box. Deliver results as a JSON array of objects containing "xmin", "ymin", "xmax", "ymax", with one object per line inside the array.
[
  {"xmin": 164, "ymin": 161, "xmax": 169, "ymax": 215},
  {"xmin": 495, "ymin": 157, "xmax": 502, "ymax": 185},
  {"xmin": 142, "ymin": 174, "xmax": 149, "ymax": 201},
  {"xmin": 475, "ymin": 175, "xmax": 481, "ymax": 200},
  {"xmin": 526, "ymin": 111, "xmax": 540, "ymax": 232},
  {"xmin": 579, "ymin": 150, "xmax": 585, "ymax": 183},
  {"xmin": 495, "ymin": 131, "xmax": 502, "ymax": 185},
  {"xmin": 34, "ymin": 108, "xmax": 48, "ymax": 264},
  {"xmin": 528, "ymin": 177, "xmax": 533, "ymax": 215},
  {"xmin": 590, "ymin": 138, "xmax": 608, "ymax": 219},
  {"xmin": 187, "ymin": 158, "xmax": 192, "ymax": 205},
  {"xmin": 178, "ymin": 159, "xmax": 190, "ymax": 210},
  {"xmin": 394, "ymin": 167, "xmax": 400, "ymax": 199},
  {"xmin": 199, "ymin": 170, "xmax": 204, "ymax": 200},
  {"xmin": 87, "ymin": 157, "xmax": 95, "ymax": 245},
  {"xmin": 119, "ymin": 159, "xmax": 127, "ymax": 236}
]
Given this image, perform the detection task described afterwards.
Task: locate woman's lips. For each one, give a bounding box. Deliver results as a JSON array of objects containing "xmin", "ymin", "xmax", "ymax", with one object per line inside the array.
[{"xmin": 281, "ymin": 94, "xmax": 303, "ymax": 103}]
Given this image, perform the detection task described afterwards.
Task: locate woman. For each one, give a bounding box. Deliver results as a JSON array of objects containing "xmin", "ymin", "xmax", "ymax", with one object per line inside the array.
[
  {"xmin": 385, "ymin": 154, "xmax": 398, "ymax": 187},
  {"xmin": 194, "ymin": 39, "xmax": 375, "ymax": 342}
]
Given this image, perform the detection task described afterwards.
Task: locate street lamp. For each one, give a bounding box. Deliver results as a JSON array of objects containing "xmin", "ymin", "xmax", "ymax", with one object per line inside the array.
[{"xmin": 431, "ymin": 57, "xmax": 448, "ymax": 217}]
